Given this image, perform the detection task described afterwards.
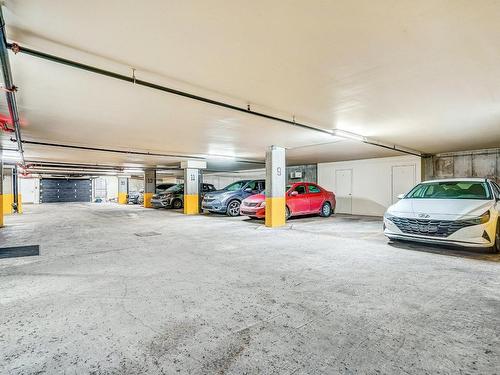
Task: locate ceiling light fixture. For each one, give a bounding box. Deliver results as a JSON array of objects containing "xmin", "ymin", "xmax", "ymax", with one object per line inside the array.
[{"xmin": 331, "ymin": 129, "xmax": 367, "ymax": 142}]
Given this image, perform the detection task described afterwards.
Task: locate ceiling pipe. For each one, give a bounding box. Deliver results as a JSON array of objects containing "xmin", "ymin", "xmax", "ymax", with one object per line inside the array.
[
  {"xmin": 14, "ymin": 138, "xmax": 265, "ymax": 165},
  {"xmin": 0, "ymin": 7, "xmax": 24, "ymax": 165},
  {"xmin": 6, "ymin": 41, "xmax": 423, "ymax": 158}
]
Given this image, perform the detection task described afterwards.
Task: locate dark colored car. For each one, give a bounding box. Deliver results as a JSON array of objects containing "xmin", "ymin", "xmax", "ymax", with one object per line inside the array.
[
  {"xmin": 240, "ymin": 182, "xmax": 336, "ymax": 219},
  {"xmin": 151, "ymin": 183, "xmax": 216, "ymax": 209},
  {"xmin": 156, "ymin": 183, "xmax": 177, "ymax": 194},
  {"xmin": 202, "ymin": 179, "xmax": 265, "ymax": 216},
  {"xmin": 128, "ymin": 183, "xmax": 176, "ymax": 204}
]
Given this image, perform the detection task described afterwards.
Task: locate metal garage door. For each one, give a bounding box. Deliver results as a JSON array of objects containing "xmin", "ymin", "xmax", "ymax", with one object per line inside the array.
[{"xmin": 40, "ymin": 179, "xmax": 92, "ymax": 203}]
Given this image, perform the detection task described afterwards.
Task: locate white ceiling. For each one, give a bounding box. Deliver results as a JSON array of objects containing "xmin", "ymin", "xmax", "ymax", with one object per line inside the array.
[{"xmin": 1, "ymin": 0, "xmax": 500, "ymax": 170}]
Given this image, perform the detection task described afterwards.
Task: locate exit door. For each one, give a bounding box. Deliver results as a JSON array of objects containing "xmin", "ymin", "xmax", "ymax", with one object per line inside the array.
[
  {"xmin": 335, "ymin": 169, "xmax": 352, "ymax": 214},
  {"xmin": 391, "ymin": 165, "xmax": 416, "ymax": 203}
]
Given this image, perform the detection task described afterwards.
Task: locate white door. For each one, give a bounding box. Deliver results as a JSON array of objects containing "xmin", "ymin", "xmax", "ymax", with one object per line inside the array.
[
  {"xmin": 392, "ymin": 165, "xmax": 416, "ymax": 203},
  {"xmin": 20, "ymin": 178, "xmax": 38, "ymax": 203},
  {"xmin": 335, "ymin": 169, "xmax": 352, "ymax": 214}
]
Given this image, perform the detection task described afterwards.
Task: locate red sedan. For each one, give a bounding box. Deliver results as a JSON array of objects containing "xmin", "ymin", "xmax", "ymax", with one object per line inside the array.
[{"xmin": 240, "ymin": 182, "xmax": 336, "ymax": 219}]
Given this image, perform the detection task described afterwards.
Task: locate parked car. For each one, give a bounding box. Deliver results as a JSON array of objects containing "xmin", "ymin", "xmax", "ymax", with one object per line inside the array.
[
  {"xmin": 128, "ymin": 189, "xmax": 143, "ymax": 204},
  {"xmin": 240, "ymin": 182, "xmax": 335, "ymax": 219},
  {"xmin": 383, "ymin": 178, "xmax": 500, "ymax": 252},
  {"xmin": 151, "ymin": 183, "xmax": 216, "ymax": 209},
  {"xmin": 127, "ymin": 183, "xmax": 176, "ymax": 204},
  {"xmin": 156, "ymin": 183, "xmax": 177, "ymax": 194},
  {"xmin": 202, "ymin": 179, "xmax": 265, "ymax": 216}
]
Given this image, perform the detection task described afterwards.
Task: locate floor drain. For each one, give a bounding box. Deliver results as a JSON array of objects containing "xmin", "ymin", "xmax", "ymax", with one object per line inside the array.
[
  {"xmin": 0, "ymin": 245, "xmax": 40, "ymax": 259},
  {"xmin": 134, "ymin": 231, "xmax": 161, "ymax": 237}
]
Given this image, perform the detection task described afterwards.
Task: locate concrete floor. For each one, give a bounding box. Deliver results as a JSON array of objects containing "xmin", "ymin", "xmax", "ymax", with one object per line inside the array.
[{"xmin": 0, "ymin": 203, "xmax": 499, "ymax": 374}]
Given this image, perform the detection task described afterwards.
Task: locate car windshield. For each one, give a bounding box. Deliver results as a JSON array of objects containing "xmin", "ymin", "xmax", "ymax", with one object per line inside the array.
[
  {"xmin": 165, "ymin": 184, "xmax": 183, "ymax": 193},
  {"xmin": 406, "ymin": 181, "xmax": 491, "ymax": 200},
  {"xmin": 223, "ymin": 180, "xmax": 250, "ymax": 191}
]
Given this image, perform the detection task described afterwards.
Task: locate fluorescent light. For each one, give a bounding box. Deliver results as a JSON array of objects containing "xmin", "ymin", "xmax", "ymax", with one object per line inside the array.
[
  {"xmin": 122, "ymin": 168, "xmax": 143, "ymax": 174},
  {"xmin": 332, "ymin": 129, "xmax": 367, "ymax": 142}
]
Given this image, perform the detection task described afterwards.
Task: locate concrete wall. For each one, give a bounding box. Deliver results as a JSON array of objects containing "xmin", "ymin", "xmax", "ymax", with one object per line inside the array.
[
  {"xmin": 286, "ymin": 164, "xmax": 317, "ymax": 184},
  {"xmin": 318, "ymin": 155, "xmax": 422, "ymax": 216},
  {"xmin": 128, "ymin": 178, "xmax": 144, "ymax": 193},
  {"xmin": 203, "ymin": 170, "xmax": 266, "ymax": 190},
  {"xmin": 423, "ymin": 148, "xmax": 499, "ymax": 182},
  {"xmin": 204, "ymin": 165, "xmax": 317, "ymax": 190},
  {"xmin": 93, "ymin": 176, "xmax": 119, "ymax": 201}
]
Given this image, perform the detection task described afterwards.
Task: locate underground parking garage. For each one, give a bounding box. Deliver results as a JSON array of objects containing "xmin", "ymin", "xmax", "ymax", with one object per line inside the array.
[{"xmin": 1, "ymin": 1, "xmax": 500, "ymax": 374}]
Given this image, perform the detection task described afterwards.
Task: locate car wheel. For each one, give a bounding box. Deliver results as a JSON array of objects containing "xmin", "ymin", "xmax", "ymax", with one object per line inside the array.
[
  {"xmin": 285, "ymin": 206, "xmax": 291, "ymax": 220},
  {"xmin": 490, "ymin": 220, "xmax": 500, "ymax": 254},
  {"xmin": 320, "ymin": 202, "xmax": 332, "ymax": 217},
  {"xmin": 226, "ymin": 200, "xmax": 241, "ymax": 217},
  {"xmin": 172, "ymin": 199, "xmax": 183, "ymax": 209}
]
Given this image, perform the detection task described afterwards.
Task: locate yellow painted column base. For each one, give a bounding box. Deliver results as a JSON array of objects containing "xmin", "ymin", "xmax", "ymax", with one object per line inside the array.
[
  {"xmin": 265, "ymin": 197, "xmax": 286, "ymax": 228},
  {"xmin": 118, "ymin": 192, "xmax": 128, "ymax": 204},
  {"xmin": 0, "ymin": 194, "xmax": 3, "ymax": 227},
  {"xmin": 143, "ymin": 192, "xmax": 154, "ymax": 208},
  {"xmin": 3, "ymin": 193, "xmax": 13, "ymax": 215},
  {"xmin": 184, "ymin": 194, "xmax": 199, "ymax": 215},
  {"xmin": 1, "ymin": 194, "xmax": 22, "ymax": 215}
]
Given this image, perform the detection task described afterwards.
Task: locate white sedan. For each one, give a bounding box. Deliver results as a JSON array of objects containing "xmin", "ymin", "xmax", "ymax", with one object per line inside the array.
[{"xmin": 384, "ymin": 178, "xmax": 500, "ymax": 252}]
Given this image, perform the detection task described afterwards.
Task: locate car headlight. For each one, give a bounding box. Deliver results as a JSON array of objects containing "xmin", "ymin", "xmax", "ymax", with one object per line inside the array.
[
  {"xmin": 467, "ymin": 210, "xmax": 490, "ymax": 225},
  {"xmin": 383, "ymin": 212, "xmax": 394, "ymax": 221},
  {"xmin": 259, "ymin": 201, "xmax": 266, "ymax": 207}
]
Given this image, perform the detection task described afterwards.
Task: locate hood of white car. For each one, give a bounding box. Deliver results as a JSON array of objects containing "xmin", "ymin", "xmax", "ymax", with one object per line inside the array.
[{"xmin": 387, "ymin": 199, "xmax": 493, "ymax": 220}]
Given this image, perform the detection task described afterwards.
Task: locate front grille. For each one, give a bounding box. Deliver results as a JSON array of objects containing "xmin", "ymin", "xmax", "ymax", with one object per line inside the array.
[
  {"xmin": 244, "ymin": 202, "xmax": 258, "ymax": 207},
  {"xmin": 388, "ymin": 217, "xmax": 476, "ymax": 238}
]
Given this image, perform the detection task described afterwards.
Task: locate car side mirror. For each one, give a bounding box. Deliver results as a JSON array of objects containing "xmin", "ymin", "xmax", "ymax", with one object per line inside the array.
[
  {"xmin": 290, "ymin": 191, "xmax": 299, "ymax": 196},
  {"xmin": 397, "ymin": 194, "xmax": 404, "ymax": 199},
  {"xmin": 244, "ymin": 187, "xmax": 253, "ymax": 192}
]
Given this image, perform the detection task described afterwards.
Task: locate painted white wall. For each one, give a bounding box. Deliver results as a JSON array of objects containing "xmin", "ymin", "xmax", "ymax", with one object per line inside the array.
[
  {"xmin": 128, "ymin": 178, "xmax": 144, "ymax": 193},
  {"xmin": 318, "ymin": 155, "xmax": 421, "ymax": 216},
  {"xmin": 93, "ymin": 176, "xmax": 119, "ymax": 201},
  {"xmin": 19, "ymin": 177, "xmax": 40, "ymax": 204},
  {"xmin": 203, "ymin": 169, "xmax": 265, "ymax": 190}
]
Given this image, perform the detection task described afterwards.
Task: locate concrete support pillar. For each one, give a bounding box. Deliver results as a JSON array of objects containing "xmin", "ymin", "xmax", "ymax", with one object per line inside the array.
[
  {"xmin": 143, "ymin": 169, "xmax": 156, "ymax": 208},
  {"xmin": 2, "ymin": 166, "xmax": 13, "ymax": 215},
  {"xmin": 0, "ymin": 159, "xmax": 3, "ymax": 227},
  {"xmin": 181, "ymin": 160, "xmax": 207, "ymax": 215},
  {"xmin": 265, "ymin": 146, "xmax": 286, "ymax": 228},
  {"xmin": 183, "ymin": 168, "xmax": 200, "ymax": 215},
  {"xmin": 118, "ymin": 177, "xmax": 129, "ymax": 204}
]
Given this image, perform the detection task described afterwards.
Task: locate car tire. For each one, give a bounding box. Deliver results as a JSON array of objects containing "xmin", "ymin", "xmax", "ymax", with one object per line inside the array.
[
  {"xmin": 490, "ymin": 220, "xmax": 500, "ymax": 254},
  {"xmin": 226, "ymin": 200, "xmax": 241, "ymax": 217},
  {"xmin": 285, "ymin": 206, "xmax": 291, "ymax": 220},
  {"xmin": 320, "ymin": 202, "xmax": 332, "ymax": 217},
  {"xmin": 172, "ymin": 199, "xmax": 183, "ymax": 209}
]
